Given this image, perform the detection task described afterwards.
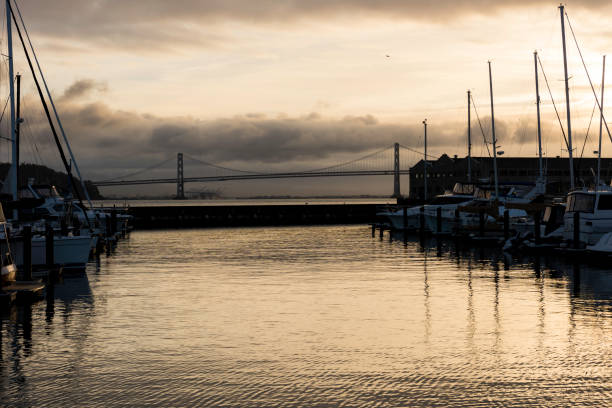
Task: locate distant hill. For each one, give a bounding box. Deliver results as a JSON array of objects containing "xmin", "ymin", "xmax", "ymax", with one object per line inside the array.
[{"xmin": 0, "ymin": 162, "xmax": 103, "ymax": 199}]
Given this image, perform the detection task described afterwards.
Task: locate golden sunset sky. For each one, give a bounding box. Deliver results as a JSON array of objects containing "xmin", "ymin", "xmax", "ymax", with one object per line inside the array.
[{"xmin": 5, "ymin": 0, "xmax": 612, "ymax": 196}]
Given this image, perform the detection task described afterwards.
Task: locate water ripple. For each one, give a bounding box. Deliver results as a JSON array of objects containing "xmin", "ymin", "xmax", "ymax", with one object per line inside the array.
[{"xmin": 1, "ymin": 226, "xmax": 612, "ymax": 407}]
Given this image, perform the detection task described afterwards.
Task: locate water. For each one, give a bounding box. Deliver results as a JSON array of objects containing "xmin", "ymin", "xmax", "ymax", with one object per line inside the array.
[{"xmin": 1, "ymin": 225, "xmax": 612, "ymax": 407}]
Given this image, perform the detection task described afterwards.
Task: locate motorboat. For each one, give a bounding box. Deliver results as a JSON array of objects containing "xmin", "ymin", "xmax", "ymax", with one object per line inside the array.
[
  {"xmin": 563, "ymin": 189, "xmax": 612, "ymax": 246},
  {"xmin": 445, "ymin": 181, "xmax": 545, "ymax": 234},
  {"xmin": 377, "ymin": 182, "xmax": 476, "ymax": 231}
]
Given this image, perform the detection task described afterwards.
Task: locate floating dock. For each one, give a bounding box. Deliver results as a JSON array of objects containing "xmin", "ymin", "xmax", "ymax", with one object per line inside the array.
[{"xmin": 2, "ymin": 281, "xmax": 45, "ymax": 303}]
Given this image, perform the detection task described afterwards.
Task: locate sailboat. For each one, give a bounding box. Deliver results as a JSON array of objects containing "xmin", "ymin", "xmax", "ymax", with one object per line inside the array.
[
  {"xmin": 378, "ymin": 96, "xmax": 483, "ymax": 232},
  {"xmin": 0, "ymin": 0, "xmax": 94, "ymax": 269},
  {"xmin": 564, "ymin": 55, "xmax": 612, "ymax": 247},
  {"xmin": 555, "ymin": 6, "xmax": 612, "ymax": 247}
]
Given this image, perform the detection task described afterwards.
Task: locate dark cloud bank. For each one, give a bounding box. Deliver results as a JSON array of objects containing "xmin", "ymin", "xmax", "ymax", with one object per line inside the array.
[{"xmin": 16, "ymin": 79, "xmax": 549, "ymax": 184}]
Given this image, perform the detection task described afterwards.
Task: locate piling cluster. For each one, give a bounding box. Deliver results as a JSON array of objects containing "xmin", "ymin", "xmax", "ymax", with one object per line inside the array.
[
  {"xmin": 0, "ymin": 205, "xmax": 132, "ymax": 309},
  {"xmin": 373, "ymin": 203, "xmax": 594, "ymax": 259}
]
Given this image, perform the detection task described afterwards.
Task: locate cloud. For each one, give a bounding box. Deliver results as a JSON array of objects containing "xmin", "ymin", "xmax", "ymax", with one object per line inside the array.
[
  {"xmin": 61, "ymin": 79, "xmax": 107, "ymax": 101},
  {"xmin": 14, "ymin": 1, "xmax": 612, "ymax": 51},
  {"xmin": 15, "ymin": 79, "xmax": 557, "ymax": 186}
]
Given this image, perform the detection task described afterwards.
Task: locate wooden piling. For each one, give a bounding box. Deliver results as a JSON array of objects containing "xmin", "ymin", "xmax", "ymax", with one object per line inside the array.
[
  {"xmin": 419, "ymin": 206, "xmax": 425, "ymax": 236},
  {"xmin": 60, "ymin": 219, "xmax": 68, "ymax": 236},
  {"xmin": 45, "ymin": 223, "xmax": 54, "ymax": 270},
  {"xmin": 534, "ymin": 211, "xmax": 541, "ymax": 245},
  {"xmin": 436, "ymin": 207, "xmax": 442, "ymax": 234},
  {"xmin": 111, "ymin": 207, "xmax": 117, "ymax": 235},
  {"xmin": 454, "ymin": 208, "xmax": 460, "ymax": 235},
  {"xmin": 403, "ymin": 207, "xmax": 408, "ymax": 244},
  {"xmin": 106, "ymin": 214, "xmax": 112, "ymax": 238},
  {"xmin": 573, "ymin": 211, "xmax": 580, "ymax": 249},
  {"xmin": 23, "ymin": 225, "xmax": 32, "ymax": 281},
  {"xmin": 371, "ymin": 224, "xmax": 376, "ymax": 238},
  {"xmin": 503, "ymin": 209, "xmax": 509, "ymax": 240}
]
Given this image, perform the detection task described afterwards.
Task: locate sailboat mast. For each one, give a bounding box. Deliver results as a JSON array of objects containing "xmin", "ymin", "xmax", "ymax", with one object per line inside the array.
[
  {"xmin": 467, "ymin": 90, "xmax": 472, "ymax": 183},
  {"xmin": 15, "ymin": 74, "xmax": 20, "ymax": 193},
  {"xmin": 7, "ymin": 1, "xmax": 91, "ymax": 229},
  {"xmin": 11, "ymin": 0, "xmax": 94, "ymax": 208},
  {"xmin": 6, "ymin": 0, "xmax": 16, "ymax": 203},
  {"xmin": 597, "ymin": 55, "xmax": 606, "ymax": 190},
  {"xmin": 534, "ymin": 51, "xmax": 543, "ymax": 179},
  {"xmin": 559, "ymin": 4, "xmax": 575, "ymax": 190},
  {"xmin": 488, "ymin": 61, "xmax": 499, "ymax": 200},
  {"xmin": 423, "ymin": 119, "xmax": 428, "ymax": 202}
]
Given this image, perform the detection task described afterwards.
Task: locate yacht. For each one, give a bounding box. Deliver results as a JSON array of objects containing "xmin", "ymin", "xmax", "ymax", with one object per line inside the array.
[
  {"xmin": 439, "ymin": 181, "xmax": 544, "ymax": 234},
  {"xmin": 4, "ymin": 184, "xmax": 96, "ymax": 270},
  {"xmin": 563, "ymin": 189, "xmax": 612, "ymax": 246},
  {"xmin": 377, "ymin": 182, "xmax": 475, "ymax": 231}
]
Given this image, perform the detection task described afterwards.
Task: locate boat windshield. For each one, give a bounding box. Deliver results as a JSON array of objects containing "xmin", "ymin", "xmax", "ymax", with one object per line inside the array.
[
  {"xmin": 597, "ymin": 194, "xmax": 612, "ymax": 210},
  {"xmin": 474, "ymin": 188, "xmax": 491, "ymax": 199},
  {"xmin": 452, "ymin": 183, "xmax": 475, "ymax": 196},
  {"xmin": 566, "ymin": 193, "xmax": 595, "ymax": 213}
]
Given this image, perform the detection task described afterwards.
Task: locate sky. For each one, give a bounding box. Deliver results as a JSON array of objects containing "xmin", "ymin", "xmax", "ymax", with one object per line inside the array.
[{"xmin": 4, "ymin": 0, "xmax": 612, "ymax": 197}]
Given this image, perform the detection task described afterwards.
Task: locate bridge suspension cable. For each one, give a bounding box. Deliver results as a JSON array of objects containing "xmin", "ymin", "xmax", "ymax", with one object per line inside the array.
[
  {"xmin": 93, "ymin": 143, "xmax": 425, "ymax": 187},
  {"xmin": 99, "ymin": 156, "xmax": 175, "ymax": 182},
  {"xmin": 182, "ymin": 153, "xmax": 262, "ymax": 175},
  {"xmin": 398, "ymin": 144, "xmax": 439, "ymax": 160},
  {"xmin": 301, "ymin": 145, "xmax": 395, "ymax": 173}
]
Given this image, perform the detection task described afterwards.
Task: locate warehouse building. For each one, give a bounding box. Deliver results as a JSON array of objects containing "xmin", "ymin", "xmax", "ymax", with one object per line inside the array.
[{"xmin": 408, "ymin": 155, "xmax": 612, "ymax": 199}]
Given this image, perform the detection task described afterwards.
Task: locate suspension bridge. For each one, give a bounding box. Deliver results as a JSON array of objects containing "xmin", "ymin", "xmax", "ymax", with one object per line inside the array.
[{"xmin": 92, "ymin": 143, "xmax": 433, "ymax": 199}]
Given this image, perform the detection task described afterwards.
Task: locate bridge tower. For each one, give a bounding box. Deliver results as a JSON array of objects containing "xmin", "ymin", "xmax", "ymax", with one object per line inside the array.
[
  {"xmin": 176, "ymin": 153, "xmax": 185, "ymax": 199},
  {"xmin": 393, "ymin": 143, "xmax": 400, "ymax": 198}
]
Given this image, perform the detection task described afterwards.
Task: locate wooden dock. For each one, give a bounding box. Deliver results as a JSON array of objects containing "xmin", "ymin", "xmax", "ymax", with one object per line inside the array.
[{"xmin": 1, "ymin": 281, "xmax": 45, "ymax": 303}]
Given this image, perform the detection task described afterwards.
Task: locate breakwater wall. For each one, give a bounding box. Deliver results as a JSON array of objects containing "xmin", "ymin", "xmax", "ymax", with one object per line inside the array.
[{"xmin": 130, "ymin": 204, "xmax": 383, "ymax": 229}]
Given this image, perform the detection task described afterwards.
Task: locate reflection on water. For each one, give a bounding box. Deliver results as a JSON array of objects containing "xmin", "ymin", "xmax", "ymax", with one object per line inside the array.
[{"xmin": 1, "ymin": 225, "xmax": 612, "ymax": 407}]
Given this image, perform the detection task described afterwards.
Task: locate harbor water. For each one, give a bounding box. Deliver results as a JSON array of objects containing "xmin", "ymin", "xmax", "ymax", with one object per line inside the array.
[{"xmin": 1, "ymin": 225, "xmax": 612, "ymax": 407}]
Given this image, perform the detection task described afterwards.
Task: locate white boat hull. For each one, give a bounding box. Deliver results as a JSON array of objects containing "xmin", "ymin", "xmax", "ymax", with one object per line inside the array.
[
  {"xmin": 2, "ymin": 235, "xmax": 93, "ymax": 270},
  {"xmin": 563, "ymin": 213, "xmax": 612, "ymax": 246},
  {"xmin": 587, "ymin": 232, "xmax": 612, "ymax": 254}
]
